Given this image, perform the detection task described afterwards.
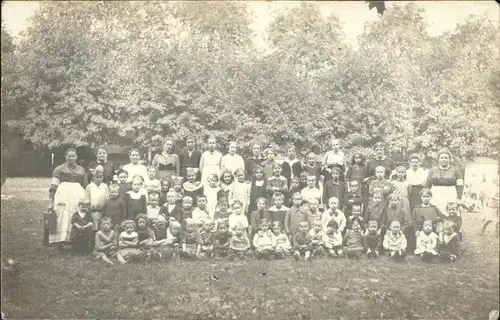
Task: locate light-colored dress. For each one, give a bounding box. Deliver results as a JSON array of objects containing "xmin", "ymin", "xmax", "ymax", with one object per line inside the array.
[
  {"xmin": 391, "ymin": 179, "xmax": 411, "ymax": 218},
  {"xmin": 122, "ymin": 163, "xmax": 148, "ymax": 183},
  {"xmin": 414, "ymin": 231, "xmax": 438, "ymax": 255},
  {"xmin": 321, "ymin": 209, "xmax": 347, "ymax": 233},
  {"xmin": 204, "ymin": 185, "xmax": 220, "ymax": 219},
  {"xmin": 232, "ymin": 181, "xmax": 251, "ymax": 215},
  {"xmin": 118, "ymin": 231, "xmax": 141, "ymax": 261},
  {"xmin": 200, "ymin": 151, "xmax": 222, "ymax": 186},
  {"xmin": 221, "ymin": 154, "xmax": 245, "ymax": 176},
  {"xmin": 50, "ymin": 163, "xmax": 87, "ymax": 244}
]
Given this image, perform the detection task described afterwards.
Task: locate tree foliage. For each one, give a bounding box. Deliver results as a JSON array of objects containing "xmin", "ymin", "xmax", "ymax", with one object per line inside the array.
[{"xmin": 3, "ymin": 2, "xmax": 499, "ymax": 160}]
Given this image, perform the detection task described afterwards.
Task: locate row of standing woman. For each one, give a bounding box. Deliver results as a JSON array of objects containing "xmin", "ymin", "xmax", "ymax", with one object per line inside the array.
[{"xmin": 48, "ymin": 137, "xmax": 464, "ymax": 251}]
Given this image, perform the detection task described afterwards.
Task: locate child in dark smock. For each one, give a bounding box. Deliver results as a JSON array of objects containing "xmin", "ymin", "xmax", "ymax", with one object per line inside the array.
[
  {"xmin": 70, "ymin": 198, "xmax": 94, "ymax": 255},
  {"xmin": 124, "ymin": 175, "xmax": 147, "ymax": 221}
]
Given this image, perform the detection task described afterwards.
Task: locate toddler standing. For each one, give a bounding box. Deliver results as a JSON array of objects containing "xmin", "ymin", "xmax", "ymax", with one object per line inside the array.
[{"xmin": 70, "ymin": 198, "xmax": 94, "ymax": 255}]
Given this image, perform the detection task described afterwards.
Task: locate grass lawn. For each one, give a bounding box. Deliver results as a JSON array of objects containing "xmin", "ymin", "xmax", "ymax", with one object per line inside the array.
[{"xmin": 1, "ymin": 178, "xmax": 499, "ymax": 319}]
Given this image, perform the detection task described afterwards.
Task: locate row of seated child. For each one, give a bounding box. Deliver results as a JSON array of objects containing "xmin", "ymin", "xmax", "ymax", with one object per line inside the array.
[{"xmin": 70, "ymin": 192, "xmax": 461, "ymax": 265}]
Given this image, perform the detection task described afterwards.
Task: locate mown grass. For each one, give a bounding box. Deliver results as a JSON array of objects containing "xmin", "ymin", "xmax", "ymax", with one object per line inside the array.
[{"xmin": 1, "ymin": 178, "xmax": 499, "ymax": 319}]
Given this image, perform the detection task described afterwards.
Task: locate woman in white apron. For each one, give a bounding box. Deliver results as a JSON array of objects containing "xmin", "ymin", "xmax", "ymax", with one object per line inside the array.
[
  {"xmin": 425, "ymin": 148, "xmax": 464, "ymax": 236},
  {"xmin": 200, "ymin": 136, "xmax": 222, "ymax": 187},
  {"xmin": 48, "ymin": 148, "xmax": 88, "ymax": 249}
]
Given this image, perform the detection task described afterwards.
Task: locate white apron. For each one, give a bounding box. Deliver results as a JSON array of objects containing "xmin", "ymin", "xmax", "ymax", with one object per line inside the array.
[{"xmin": 49, "ymin": 182, "xmax": 85, "ymax": 244}]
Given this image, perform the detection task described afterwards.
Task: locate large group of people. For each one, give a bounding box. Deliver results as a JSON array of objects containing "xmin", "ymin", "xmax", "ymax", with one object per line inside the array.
[{"xmin": 43, "ymin": 137, "xmax": 499, "ymax": 265}]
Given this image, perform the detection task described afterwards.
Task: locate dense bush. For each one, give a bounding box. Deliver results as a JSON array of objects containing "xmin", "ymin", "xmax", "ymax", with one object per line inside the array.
[{"xmin": 2, "ymin": 2, "xmax": 498, "ymax": 160}]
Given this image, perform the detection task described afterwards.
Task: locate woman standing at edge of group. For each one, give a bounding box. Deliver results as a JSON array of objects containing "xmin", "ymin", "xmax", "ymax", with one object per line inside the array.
[
  {"xmin": 122, "ymin": 149, "xmax": 148, "ymax": 183},
  {"xmin": 200, "ymin": 136, "xmax": 223, "ymax": 187},
  {"xmin": 179, "ymin": 137, "xmax": 202, "ymax": 181},
  {"xmin": 152, "ymin": 138, "xmax": 180, "ymax": 181},
  {"xmin": 425, "ymin": 148, "xmax": 464, "ymax": 216},
  {"xmin": 245, "ymin": 143, "xmax": 265, "ymax": 179},
  {"xmin": 48, "ymin": 148, "xmax": 88, "ymax": 249},
  {"xmin": 87, "ymin": 146, "xmax": 117, "ymax": 185},
  {"xmin": 406, "ymin": 154, "xmax": 428, "ymax": 211}
]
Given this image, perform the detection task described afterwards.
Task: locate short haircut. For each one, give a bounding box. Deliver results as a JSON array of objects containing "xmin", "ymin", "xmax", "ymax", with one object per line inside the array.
[
  {"xmin": 256, "ymin": 197, "xmax": 267, "ymax": 205},
  {"xmin": 116, "ymin": 169, "xmax": 128, "ymax": 177},
  {"xmin": 197, "ymin": 194, "xmax": 207, "ymax": 201},
  {"xmin": 131, "ymin": 175, "xmax": 144, "ymax": 183},
  {"xmin": 100, "ymin": 216, "xmax": 113, "ymax": 225},
  {"xmin": 375, "ymin": 166, "xmax": 386, "ymax": 172},
  {"xmin": 135, "ymin": 213, "xmax": 148, "ymax": 224},
  {"xmin": 232, "ymin": 200, "xmax": 243, "ymax": 208},
  {"xmin": 182, "ymin": 196, "xmax": 193, "ymax": 203},
  {"xmin": 149, "ymin": 191, "xmax": 160, "ymax": 199},
  {"xmin": 121, "ymin": 220, "xmax": 136, "ymax": 231},
  {"xmin": 327, "ymin": 219, "xmax": 339, "ymax": 229},
  {"xmin": 446, "ymin": 202, "xmax": 458, "ymax": 211},
  {"xmin": 419, "ymin": 188, "xmax": 432, "ymax": 197},
  {"xmin": 387, "ymin": 193, "xmax": 399, "ymax": 201},
  {"xmin": 273, "ymin": 192, "xmax": 285, "ymax": 200}
]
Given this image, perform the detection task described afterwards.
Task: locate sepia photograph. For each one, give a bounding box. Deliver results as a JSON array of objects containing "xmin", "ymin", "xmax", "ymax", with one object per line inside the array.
[{"xmin": 1, "ymin": 0, "xmax": 499, "ymax": 319}]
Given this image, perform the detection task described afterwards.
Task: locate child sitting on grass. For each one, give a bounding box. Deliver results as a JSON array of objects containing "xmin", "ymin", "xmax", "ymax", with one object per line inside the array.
[
  {"xmin": 253, "ymin": 219, "xmax": 275, "ymax": 260},
  {"xmin": 309, "ymin": 220, "xmax": 325, "ymax": 257},
  {"xmin": 438, "ymin": 220, "xmax": 460, "ymax": 263},
  {"xmin": 293, "ymin": 221, "xmax": 312, "ymax": 261},
  {"xmin": 414, "ymin": 219, "xmax": 438, "ymax": 262},
  {"xmin": 117, "ymin": 220, "xmax": 141, "ymax": 264},
  {"xmin": 70, "ymin": 198, "xmax": 94, "ymax": 255},
  {"xmin": 180, "ymin": 218, "xmax": 202, "ymax": 260},
  {"xmin": 199, "ymin": 220, "xmax": 215, "ymax": 258},
  {"xmin": 363, "ymin": 220, "xmax": 381, "ymax": 259},
  {"xmin": 93, "ymin": 216, "xmax": 118, "ymax": 265},
  {"xmin": 136, "ymin": 213, "xmax": 161, "ymax": 262},
  {"xmin": 323, "ymin": 220, "xmax": 343, "ymax": 258},
  {"xmin": 229, "ymin": 223, "xmax": 252, "ymax": 260},
  {"xmin": 150, "ymin": 215, "xmax": 175, "ymax": 260},
  {"xmin": 272, "ymin": 221, "xmax": 292, "ymax": 258},
  {"xmin": 213, "ymin": 221, "xmax": 231, "ymax": 258},
  {"xmin": 383, "ymin": 220, "xmax": 407, "ymax": 261},
  {"xmin": 343, "ymin": 220, "xmax": 364, "ymax": 259}
]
